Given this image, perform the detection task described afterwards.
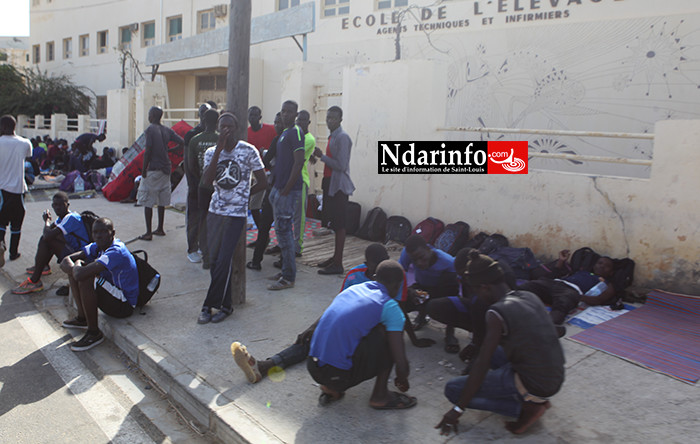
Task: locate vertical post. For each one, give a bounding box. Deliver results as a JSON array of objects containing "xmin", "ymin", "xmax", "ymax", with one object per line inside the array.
[{"xmin": 227, "ymin": 0, "xmax": 252, "ymax": 305}]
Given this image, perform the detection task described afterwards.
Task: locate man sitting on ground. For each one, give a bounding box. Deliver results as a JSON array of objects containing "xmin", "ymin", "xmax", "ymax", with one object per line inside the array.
[
  {"xmin": 436, "ymin": 251, "xmax": 565, "ymax": 436},
  {"xmin": 518, "ymin": 249, "xmax": 615, "ymax": 337},
  {"xmin": 307, "ymin": 260, "xmax": 416, "ymax": 409},
  {"xmin": 12, "ymin": 192, "xmax": 90, "ymax": 294},
  {"xmin": 399, "ymin": 234, "xmax": 460, "ymax": 352},
  {"xmin": 60, "ymin": 217, "xmax": 139, "ymax": 351}
]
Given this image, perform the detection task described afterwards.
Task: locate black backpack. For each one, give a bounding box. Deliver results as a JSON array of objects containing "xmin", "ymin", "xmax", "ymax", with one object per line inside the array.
[
  {"xmin": 131, "ymin": 250, "xmax": 161, "ymax": 309},
  {"xmin": 357, "ymin": 207, "xmax": 387, "ymax": 242},
  {"xmin": 385, "ymin": 216, "xmax": 412, "ymax": 244},
  {"xmin": 435, "ymin": 221, "xmax": 470, "ymax": 256},
  {"xmin": 463, "ymin": 231, "xmax": 488, "ymax": 251},
  {"xmin": 478, "ymin": 233, "xmax": 509, "ymax": 255},
  {"xmin": 570, "ymin": 247, "xmax": 600, "ymax": 272},
  {"xmin": 68, "ymin": 210, "xmax": 100, "ymax": 245},
  {"xmin": 345, "ymin": 201, "xmax": 362, "ymax": 235}
]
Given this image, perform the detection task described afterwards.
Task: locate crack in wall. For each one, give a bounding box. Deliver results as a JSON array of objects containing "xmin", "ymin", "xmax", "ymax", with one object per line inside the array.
[{"xmin": 592, "ymin": 177, "xmax": 631, "ymax": 257}]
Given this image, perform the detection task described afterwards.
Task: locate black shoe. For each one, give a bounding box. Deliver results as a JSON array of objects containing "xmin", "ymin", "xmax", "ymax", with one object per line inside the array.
[
  {"xmin": 273, "ymin": 260, "xmax": 282, "ymax": 269},
  {"xmin": 62, "ymin": 317, "xmax": 88, "ymax": 330},
  {"xmin": 56, "ymin": 285, "xmax": 69, "ymax": 296},
  {"xmin": 247, "ymin": 241, "xmax": 257, "ymax": 249},
  {"xmin": 198, "ymin": 307, "xmax": 212, "ymax": 324},
  {"xmin": 265, "ymin": 245, "xmax": 281, "ymax": 255},
  {"xmin": 70, "ymin": 330, "xmax": 104, "ymax": 351},
  {"xmin": 9, "ymin": 252, "xmax": 20, "ymax": 261},
  {"xmin": 555, "ymin": 324, "xmax": 567, "ymax": 338},
  {"xmin": 318, "ymin": 264, "xmax": 344, "ymax": 275},
  {"xmin": 211, "ymin": 307, "xmax": 233, "ymax": 323},
  {"xmin": 246, "ymin": 261, "xmax": 262, "ymax": 271},
  {"xmin": 202, "ymin": 261, "xmax": 211, "ymax": 270}
]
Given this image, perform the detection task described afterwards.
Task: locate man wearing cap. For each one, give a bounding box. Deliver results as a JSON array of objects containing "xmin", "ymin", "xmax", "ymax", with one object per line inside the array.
[{"xmin": 436, "ymin": 251, "xmax": 565, "ymax": 436}]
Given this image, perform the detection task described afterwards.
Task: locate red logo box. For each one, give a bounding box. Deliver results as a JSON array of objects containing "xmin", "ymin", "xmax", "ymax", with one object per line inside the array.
[{"xmin": 487, "ymin": 141, "xmax": 528, "ymax": 174}]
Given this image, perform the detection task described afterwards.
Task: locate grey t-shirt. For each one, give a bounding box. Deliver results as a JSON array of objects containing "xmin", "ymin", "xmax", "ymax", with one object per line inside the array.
[{"xmin": 145, "ymin": 124, "xmax": 183, "ymax": 174}]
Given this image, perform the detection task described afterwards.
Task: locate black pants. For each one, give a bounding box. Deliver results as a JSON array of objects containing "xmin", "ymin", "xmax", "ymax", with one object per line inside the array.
[
  {"xmin": 0, "ymin": 190, "xmax": 25, "ymax": 257},
  {"xmin": 186, "ymin": 183, "xmax": 200, "ymax": 253},
  {"xmin": 197, "ymin": 186, "xmax": 214, "ymax": 263},
  {"xmin": 426, "ymin": 296, "xmax": 473, "ymax": 331},
  {"xmin": 518, "ymin": 279, "xmax": 580, "ymax": 324},
  {"xmin": 252, "ymin": 189, "xmax": 274, "ymax": 265}
]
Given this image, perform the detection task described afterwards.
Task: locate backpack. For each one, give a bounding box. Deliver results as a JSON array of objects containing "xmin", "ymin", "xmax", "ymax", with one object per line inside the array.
[
  {"xmin": 488, "ymin": 246, "xmax": 540, "ymax": 280},
  {"xmin": 570, "ymin": 247, "xmax": 600, "ymax": 272},
  {"xmin": 68, "ymin": 210, "xmax": 100, "ymax": 245},
  {"xmin": 357, "ymin": 207, "xmax": 387, "ymax": 242},
  {"xmin": 345, "ymin": 201, "xmax": 362, "ymax": 235},
  {"xmin": 131, "ymin": 250, "xmax": 161, "ymax": 309},
  {"xmin": 434, "ymin": 221, "xmax": 470, "ymax": 256},
  {"xmin": 412, "ymin": 217, "xmax": 445, "ymax": 245},
  {"xmin": 385, "ymin": 215, "xmax": 412, "ymax": 244},
  {"xmin": 59, "ymin": 170, "xmax": 82, "ymax": 192},
  {"xmin": 610, "ymin": 257, "xmax": 635, "ymax": 309},
  {"xmin": 478, "ymin": 233, "xmax": 509, "ymax": 255},
  {"xmin": 463, "ymin": 231, "xmax": 488, "ymax": 251}
]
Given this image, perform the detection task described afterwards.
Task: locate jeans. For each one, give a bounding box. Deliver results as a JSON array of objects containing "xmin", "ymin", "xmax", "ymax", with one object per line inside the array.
[
  {"xmin": 270, "ymin": 342, "xmax": 309, "ymax": 369},
  {"xmin": 293, "ymin": 183, "xmax": 308, "ymax": 255},
  {"xmin": 444, "ymin": 348, "xmax": 522, "ymax": 418},
  {"xmin": 203, "ymin": 213, "xmax": 245, "ymax": 310},
  {"xmin": 269, "ymin": 187, "xmax": 300, "ymax": 282},
  {"xmin": 252, "ymin": 189, "xmax": 274, "ymax": 265}
]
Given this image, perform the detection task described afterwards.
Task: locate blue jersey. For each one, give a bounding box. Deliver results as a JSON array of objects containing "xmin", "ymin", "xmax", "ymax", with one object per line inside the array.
[
  {"xmin": 56, "ymin": 212, "xmax": 89, "ymax": 252},
  {"xmin": 310, "ymin": 281, "xmax": 405, "ymax": 370},
  {"xmin": 399, "ymin": 246, "xmax": 455, "ymax": 287},
  {"xmin": 341, "ymin": 263, "xmax": 408, "ymax": 302},
  {"xmin": 83, "ymin": 239, "xmax": 139, "ymax": 307},
  {"xmin": 273, "ymin": 125, "xmax": 304, "ymax": 191}
]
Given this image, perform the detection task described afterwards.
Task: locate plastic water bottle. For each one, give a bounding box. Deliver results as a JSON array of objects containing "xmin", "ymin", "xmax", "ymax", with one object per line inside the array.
[
  {"xmin": 146, "ymin": 273, "xmax": 160, "ymax": 292},
  {"xmin": 585, "ymin": 281, "xmax": 607, "ymax": 297},
  {"xmin": 74, "ymin": 175, "xmax": 85, "ymax": 192}
]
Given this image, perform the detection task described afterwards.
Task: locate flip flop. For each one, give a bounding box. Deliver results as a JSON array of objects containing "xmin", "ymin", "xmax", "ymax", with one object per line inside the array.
[
  {"xmin": 371, "ymin": 392, "xmax": 417, "ymax": 410},
  {"xmin": 153, "ymin": 230, "xmax": 166, "ymax": 236},
  {"xmin": 318, "ymin": 391, "xmax": 345, "ymax": 406},
  {"xmin": 138, "ymin": 234, "xmax": 153, "ymax": 241},
  {"xmin": 444, "ymin": 336, "xmax": 460, "ymax": 354}
]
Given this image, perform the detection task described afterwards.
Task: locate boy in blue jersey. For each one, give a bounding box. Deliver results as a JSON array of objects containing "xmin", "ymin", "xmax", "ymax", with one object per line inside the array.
[
  {"xmin": 12, "ymin": 192, "xmax": 90, "ymax": 294},
  {"xmin": 307, "ymin": 260, "xmax": 416, "ymax": 409},
  {"xmin": 60, "ymin": 218, "xmax": 139, "ymax": 351},
  {"xmin": 399, "ymin": 234, "xmax": 460, "ymax": 352}
]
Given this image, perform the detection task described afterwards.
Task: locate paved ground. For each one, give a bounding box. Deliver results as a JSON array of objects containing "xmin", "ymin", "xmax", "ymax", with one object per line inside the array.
[{"xmin": 3, "ymin": 193, "xmax": 699, "ymax": 443}]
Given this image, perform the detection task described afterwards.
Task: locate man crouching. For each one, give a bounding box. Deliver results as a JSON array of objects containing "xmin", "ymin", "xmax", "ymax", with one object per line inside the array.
[
  {"xmin": 307, "ymin": 259, "xmax": 417, "ymax": 410},
  {"xmin": 60, "ymin": 218, "xmax": 139, "ymax": 351}
]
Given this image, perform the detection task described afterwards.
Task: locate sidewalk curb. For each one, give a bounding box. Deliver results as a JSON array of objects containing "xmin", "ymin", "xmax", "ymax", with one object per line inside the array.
[{"xmin": 100, "ymin": 316, "xmax": 284, "ymax": 444}]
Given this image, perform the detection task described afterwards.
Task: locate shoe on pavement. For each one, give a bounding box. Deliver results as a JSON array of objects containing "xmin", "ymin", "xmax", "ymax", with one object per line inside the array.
[
  {"xmin": 267, "ymin": 272, "xmax": 283, "ymax": 281},
  {"xmin": 268, "ymin": 278, "xmax": 294, "ymax": 291},
  {"xmin": 273, "ymin": 260, "xmax": 282, "ymax": 269},
  {"xmin": 318, "ymin": 264, "xmax": 344, "ymax": 275},
  {"xmin": 62, "ymin": 317, "xmax": 88, "ymax": 330},
  {"xmin": 231, "ymin": 342, "xmax": 263, "ymax": 383},
  {"xmin": 198, "ymin": 307, "xmax": 212, "ymax": 324},
  {"xmin": 26, "ymin": 265, "xmax": 52, "ymax": 275},
  {"xmin": 246, "ymin": 261, "xmax": 261, "ymax": 271},
  {"xmin": 265, "ymin": 245, "xmax": 281, "ymax": 255},
  {"xmin": 211, "ymin": 307, "xmax": 233, "ymax": 323},
  {"xmin": 202, "ymin": 260, "xmax": 211, "ymax": 270},
  {"xmin": 12, "ymin": 278, "xmax": 44, "ymax": 294},
  {"xmin": 187, "ymin": 251, "xmax": 202, "ymax": 263},
  {"xmin": 70, "ymin": 330, "xmax": 104, "ymax": 351},
  {"xmin": 9, "ymin": 252, "xmax": 20, "ymax": 261}
]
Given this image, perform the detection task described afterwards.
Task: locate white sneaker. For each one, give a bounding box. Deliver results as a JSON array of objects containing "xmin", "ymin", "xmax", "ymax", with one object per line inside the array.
[{"xmin": 187, "ymin": 251, "xmax": 202, "ymax": 263}]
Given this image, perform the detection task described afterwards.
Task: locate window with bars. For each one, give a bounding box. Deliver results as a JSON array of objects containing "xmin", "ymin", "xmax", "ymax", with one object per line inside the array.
[
  {"xmin": 377, "ymin": 0, "xmax": 408, "ymax": 10},
  {"xmin": 97, "ymin": 30, "xmax": 108, "ymax": 54},
  {"xmin": 168, "ymin": 16, "xmax": 183, "ymax": 41},
  {"xmin": 322, "ymin": 0, "xmax": 350, "ymax": 17},
  {"xmin": 32, "ymin": 44, "xmax": 40, "ymax": 63},
  {"xmin": 63, "ymin": 37, "xmax": 72, "ymax": 59},
  {"xmin": 46, "ymin": 41, "xmax": 54, "ymax": 61},
  {"xmin": 198, "ymin": 9, "xmax": 216, "ymax": 33},
  {"xmin": 197, "ymin": 75, "xmax": 227, "ymax": 91},
  {"xmin": 80, "ymin": 34, "xmax": 89, "ymax": 56},
  {"xmin": 142, "ymin": 21, "xmax": 155, "ymax": 47}
]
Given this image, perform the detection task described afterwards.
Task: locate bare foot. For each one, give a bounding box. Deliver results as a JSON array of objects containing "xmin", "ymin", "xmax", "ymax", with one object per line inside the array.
[
  {"xmin": 153, "ymin": 229, "xmax": 166, "ymax": 236},
  {"xmin": 505, "ymin": 400, "xmax": 551, "ymax": 434}
]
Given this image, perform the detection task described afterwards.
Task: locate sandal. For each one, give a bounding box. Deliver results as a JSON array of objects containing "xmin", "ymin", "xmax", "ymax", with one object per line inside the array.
[
  {"xmin": 371, "ymin": 392, "xmax": 417, "ymax": 410},
  {"xmin": 444, "ymin": 335, "xmax": 460, "ymax": 354},
  {"xmin": 231, "ymin": 342, "xmax": 263, "ymax": 383},
  {"xmin": 138, "ymin": 234, "xmax": 153, "ymax": 241},
  {"xmin": 318, "ymin": 391, "xmax": 345, "ymax": 406}
]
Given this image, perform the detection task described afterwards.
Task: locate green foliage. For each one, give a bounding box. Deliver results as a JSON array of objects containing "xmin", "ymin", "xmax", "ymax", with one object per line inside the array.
[{"xmin": 0, "ymin": 65, "xmax": 92, "ymax": 117}]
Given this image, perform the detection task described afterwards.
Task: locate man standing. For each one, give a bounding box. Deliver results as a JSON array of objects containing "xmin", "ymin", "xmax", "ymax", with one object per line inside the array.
[
  {"xmin": 435, "ymin": 251, "xmax": 565, "ymax": 436},
  {"xmin": 197, "ymin": 113, "xmax": 267, "ymax": 324},
  {"xmin": 12, "ymin": 192, "xmax": 90, "ymax": 294},
  {"xmin": 246, "ymin": 106, "xmax": 277, "ymax": 247},
  {"xmin": 0, "ymin": 115, "xmax": 33, "ymax": 266},
  {"xmin": 69, "ymin": 132, "xmax": 106, "ymax": 172},
  {"xmin": 313, "ymin": 106, "xmax": 355, "ymax": 275},
  {"xmin": 307, "ymin": 260, "xmax": 417, "ymax": 409},
  {"xmin": 137, "ymin": 106, "xmax": 184, "ymax": 241},
  {"xmin": 267, "ymin": 101, "xmax": 305, "ymax": 291},
  {"xmin": 60, "ymin": 218, "xmax": 139, "ymax": 351},
  {"xmin": 292, "ymin": 110, "xmax": 316, "ymax": 258},
  {"xmin": 185, "ymin": 108, "xmax": 218, "ymax": 263}
]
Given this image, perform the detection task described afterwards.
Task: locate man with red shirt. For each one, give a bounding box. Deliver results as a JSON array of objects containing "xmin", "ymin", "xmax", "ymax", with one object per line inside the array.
[{"xmin": 247, "ymin": 106, "xmax": 277, "ymax": 246}]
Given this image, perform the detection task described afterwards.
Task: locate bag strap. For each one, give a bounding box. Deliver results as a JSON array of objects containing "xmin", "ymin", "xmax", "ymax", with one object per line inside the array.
[{"xmin": 130, "ymin": 249, "xmax": 148, "ymax": 262}]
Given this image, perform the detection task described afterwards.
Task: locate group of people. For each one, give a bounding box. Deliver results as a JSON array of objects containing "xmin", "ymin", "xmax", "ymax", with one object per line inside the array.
[{"xmin": 27, "ymin": 132, "xmax": 117, "ymax": 175}]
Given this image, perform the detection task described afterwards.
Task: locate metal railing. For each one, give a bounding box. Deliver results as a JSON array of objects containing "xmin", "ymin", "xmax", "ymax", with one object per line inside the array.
[{"xmin": 438, "ymin": 126, "xmax": 654, "ymax": 166}]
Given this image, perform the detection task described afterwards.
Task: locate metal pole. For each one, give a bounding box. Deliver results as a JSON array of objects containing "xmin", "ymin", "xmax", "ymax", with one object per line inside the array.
[
  {"xmin": 227, "ymin": 0, "xmax": 252, "ymax": 305},
  {"xmin": 437, "ymin": 126, "xmax": 654, "ymax": 140}
]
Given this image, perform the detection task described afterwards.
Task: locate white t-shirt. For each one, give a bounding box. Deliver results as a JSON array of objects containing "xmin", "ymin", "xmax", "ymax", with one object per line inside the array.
[
  {"xmin": 0, "ymin": 134, "xmax": 33, "ymax": 194},
  {"xmin": 203, "ymin": 141, "xmax": 264, "ymax": 217}
]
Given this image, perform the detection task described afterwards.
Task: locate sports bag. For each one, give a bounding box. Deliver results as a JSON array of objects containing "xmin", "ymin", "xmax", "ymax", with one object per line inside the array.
[
  {"xmin": 435, "ymin": 221, "xmax": 470, "ymax": 256},
  {"xmin": 385, "ymin": 215, "xmax": 412, "ymax": 244},
  {"xmin": 477, "ymin": 233, "xmax": 509, "ymax": 255},
  {"xmin": 412, "ymin": 217, "xmax": 445, "ymax": 245},
  {"xmin": 131, "ymin": 250, "xmax": 161, "ymax": 308},
  {"xmin": 357, "ymin": 207, "xmax": 387, "ymax": 242}
]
